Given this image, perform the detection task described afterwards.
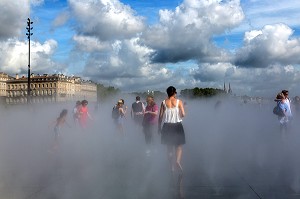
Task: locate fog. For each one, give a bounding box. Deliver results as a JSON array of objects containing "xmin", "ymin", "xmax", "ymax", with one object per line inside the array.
[{"xmin": 0, "ymin": 95, "xmax": 300, "ymax": 199}]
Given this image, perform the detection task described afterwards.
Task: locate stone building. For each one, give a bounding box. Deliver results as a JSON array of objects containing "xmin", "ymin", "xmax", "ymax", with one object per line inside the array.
[
  {"xmin": 0, "ymin": 72, "xmax": 11, "ymax": 97},
  {"xmin": 5, "ymin": 73, "xmax": 97, "ymax": 104},
  {"xmin": 0, "ymin": 72, "xmax": 12, "ymax": 104}
]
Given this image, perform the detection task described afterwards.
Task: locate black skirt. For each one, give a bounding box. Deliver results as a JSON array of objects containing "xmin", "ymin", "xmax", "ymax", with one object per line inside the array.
[{"xmin": 161, "ymin": 122, "xmax": 185, "ymax": 145}]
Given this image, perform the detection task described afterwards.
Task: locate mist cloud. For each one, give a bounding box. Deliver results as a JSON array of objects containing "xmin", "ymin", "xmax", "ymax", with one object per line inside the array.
[{"xmin": 2, "ymin": 97, "xmax": 300, "ymax": 198}]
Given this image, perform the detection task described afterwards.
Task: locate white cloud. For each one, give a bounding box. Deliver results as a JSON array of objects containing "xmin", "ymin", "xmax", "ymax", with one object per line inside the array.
[
  {"xmin": 142, "ymin": 0, "xmax": 244, "ymax": 63},
  {"xmin": 78, "ymin": 36, "xmax": 189, "ymax": 92},
  {"xmin": 0, "ymin": 0, "xmax": 29, "ymax": 40},
  {"xmin": 68, "ymin": 0, "xmax": 145, "ymax": 41},
  {"xmin": 73, "ymin": 35, "xmax": 111, "ymax": 52},
  {"xmin": 235, "ymin": 23, "xmax": 300, "ymax": 68},
  {"xmin": 192, "ymin": 62, "xmax": 237, "ymax": 82},
  {"xmin": 0, "ymin": 39, "xmax": 63, "ymax": 75},
  {"xmin": 82, "ymin": 37, "xmax": 153, "ymax": 79}
]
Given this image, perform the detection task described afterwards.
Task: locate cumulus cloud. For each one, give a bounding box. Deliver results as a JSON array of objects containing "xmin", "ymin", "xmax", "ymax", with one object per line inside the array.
[
  {"xmin": 69, "ymin": 0, "xmax": 245, "ymax": 92},
  {"xmin": 44, "ymin": 0, "xmax": 300, "ymax": 96},
  {"xmin": 235, "ymin": 23, "xmax": 300, "ymax": 68},
  {"xmin": 68, "ymin": 0, "xmax": 145, "ymax": 41},
  {"xmin": 73, "ymin": 35, "xmax": 111, "ymax": 52},
  {"xmin": 142, "ymin": 0, "xmax": 244, "ymax": 63},
  {"xmin": 0, "ymin": 0, "xmax": 29, "ymax": 40},
  {"xmin": 82, "ymin": 38, "xmax": 151, "ymax": 78},
  {"xmin": 0, "ymin": 39, "xmax": 64, "ymax": 75},
  {"xmin": 78, "ymin": 37, "xmax": 185, "ymax": 91},
  {"xmin": 192, "ymin": 62, "xmax": 237, "ymax": 82}
]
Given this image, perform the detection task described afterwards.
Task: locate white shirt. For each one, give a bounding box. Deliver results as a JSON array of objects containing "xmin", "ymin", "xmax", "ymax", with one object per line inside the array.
[
  {"xmin": 163, "ymin": 99, "xmax": 182, "ymax": 123},
  {"xmin": 285, "ymin": 98, "xmax": 292, "ymax": 116}
]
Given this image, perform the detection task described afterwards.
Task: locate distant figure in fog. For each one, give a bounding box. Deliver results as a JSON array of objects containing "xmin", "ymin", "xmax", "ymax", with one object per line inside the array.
[
  {"xmin": 214, "ymin": 100, "xmax": 222, "ymax": 110},
  {"xmin": 49, "ymin": 109, "xmax": 70, "ymax": 151},
  {"xmin": 73, "ymin": 101, "xmax": 81, "ymax": 126},
  {"xmin": 158, "ymin": 86, "xmax": 185, "ymax": 173},
  {"xmin": 131, "ymin": 96, "xmax": 145, "ymax": 127},
  {"xmin": 142, "ymin": 96, "xmax": 158, "ymax": 155},
  {"xmin": 112, "ymin": 99, "xmax": 127, "ymax": 135},
  {"xmin": 94, "ymin": 102, "xmax": 100, "ymax": 112},
  {"xmin": 78, "ymin": 100, "xmax": 93, "ymax": 128},
  {"xmin": 293, "ymin": 96, "xmax": 300, "ymax": 115}
]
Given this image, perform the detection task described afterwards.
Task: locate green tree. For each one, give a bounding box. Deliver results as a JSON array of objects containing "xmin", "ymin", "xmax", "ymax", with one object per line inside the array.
[
  {"xmin": 97, "ymin": 84, "xmax": 120, "ymax": 102},
  {"xmin": 180, "ymin": 87, "xmax": 227, "ymax": 98}
]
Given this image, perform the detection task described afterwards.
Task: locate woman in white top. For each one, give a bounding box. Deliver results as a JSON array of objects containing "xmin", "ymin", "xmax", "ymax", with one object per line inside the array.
[{"xmin": 158, "ymin": 86, "xmax": 185, "ymax": 173}]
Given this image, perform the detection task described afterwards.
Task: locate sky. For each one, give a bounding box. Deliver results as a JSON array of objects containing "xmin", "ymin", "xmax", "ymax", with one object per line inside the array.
[{"xmin": 0, "ymin": 0, "xmax": 300, "ymax": 97}]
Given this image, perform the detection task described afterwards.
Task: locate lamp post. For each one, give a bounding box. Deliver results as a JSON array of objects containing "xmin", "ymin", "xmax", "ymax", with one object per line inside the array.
[{"xmin": 26, "ymin": 18, "xmax": 33, "ymax": 104}]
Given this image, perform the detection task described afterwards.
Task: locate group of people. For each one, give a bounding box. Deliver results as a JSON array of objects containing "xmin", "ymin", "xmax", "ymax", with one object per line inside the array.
[
  {"xmin": 112, "ymin": 86, "xmax": 186, "ymax": 173},
  {"xmin": 73, "ymin": 100, "xmax": 93, "ymax": 128},
  {"xmin": 49, "ymin": 99, "xmax": 93, "ymax": 151},
  {"xmin": 49, "ymin": 86, "xmax": 186, "ymax": 173}
]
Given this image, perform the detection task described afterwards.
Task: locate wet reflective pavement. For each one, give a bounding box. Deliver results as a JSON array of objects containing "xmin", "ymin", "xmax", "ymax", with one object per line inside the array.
[
  {"xmin": 1, "ymin": 138, "xmax": 300, "ymax": 199},
  {"xmin": 1, "ymin": 103, "xmax": 300, "ymax": 199}
]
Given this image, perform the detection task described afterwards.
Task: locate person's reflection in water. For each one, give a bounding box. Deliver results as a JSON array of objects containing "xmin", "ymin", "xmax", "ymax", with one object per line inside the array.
[{"xmin": 176, "ymin": 174, "xmax": 184, "ymax": 199}]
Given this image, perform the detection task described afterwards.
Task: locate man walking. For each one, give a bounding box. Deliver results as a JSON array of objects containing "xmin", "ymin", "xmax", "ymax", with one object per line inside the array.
[{"xmin": 131, "ymin": 96, "xmax": 145, "ymax": 127}]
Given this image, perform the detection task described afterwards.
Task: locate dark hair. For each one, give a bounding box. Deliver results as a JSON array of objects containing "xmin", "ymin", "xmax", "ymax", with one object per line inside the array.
[
  {"xmin": 282, "ymin": 90, "xmax": 289, "ymax": 95},
  {"xmin": 136, "ymin": 96, "xmax": 140, "ymax": 101},
  {"xmin": 166, "ymin": 86, "xmax": 177, "ymax": 97},
  {"xmin": 76, "ymin": 100, "xmax": 81, "ymax": 105},
  {"xmin": 81, "ymin": 100, "xmax": 88, "ymax": 105}
]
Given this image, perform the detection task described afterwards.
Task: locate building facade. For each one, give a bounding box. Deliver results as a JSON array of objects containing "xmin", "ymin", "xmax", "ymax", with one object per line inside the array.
[
  {"xmin": 0, "ymin": 72, "xmax": 12, "ymax": 104},
  {"xmin": 5, "ymin": 74, "xmax": 97, "ymax": 104}
]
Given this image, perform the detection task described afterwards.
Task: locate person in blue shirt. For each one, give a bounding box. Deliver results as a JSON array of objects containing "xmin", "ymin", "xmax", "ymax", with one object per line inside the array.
[{"xmin": 275, "ymin": 93, "xmax": 289, "ymax": 137}]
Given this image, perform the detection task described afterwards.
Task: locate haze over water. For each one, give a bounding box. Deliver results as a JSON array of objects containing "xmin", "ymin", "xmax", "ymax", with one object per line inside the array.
[{"xmin": 0, "ymin": 95, "xmax": 300, "ymax": 198}]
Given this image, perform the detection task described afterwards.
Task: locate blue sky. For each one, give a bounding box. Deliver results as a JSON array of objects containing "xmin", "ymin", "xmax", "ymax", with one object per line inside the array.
[{"xmin": 1, "ymin": 0, "xmax": 300, "ymax": 97}]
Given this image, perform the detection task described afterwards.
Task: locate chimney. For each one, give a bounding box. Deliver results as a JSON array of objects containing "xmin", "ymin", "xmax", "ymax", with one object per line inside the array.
[{"xmin": 16, "ymin": 74, "xmax": 19, "ymax": 79}]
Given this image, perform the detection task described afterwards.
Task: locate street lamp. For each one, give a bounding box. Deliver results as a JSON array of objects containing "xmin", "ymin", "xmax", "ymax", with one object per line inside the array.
[{"xmin": 26, "ymin": 18, "xmax": 33, "ymax": 104}]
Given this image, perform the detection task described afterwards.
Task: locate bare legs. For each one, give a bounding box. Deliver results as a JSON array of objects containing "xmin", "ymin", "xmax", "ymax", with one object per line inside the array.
[
  {"xmin": 176, "ymin": 145, "xmax": 183, "ymax": 172},
  {"xmin": 167, "ymin": 144, "xmax": 183, "ymax": 173},
  {"xmin": 117, "ymin": 124, "xmax": 124, "ymax": 136}
]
